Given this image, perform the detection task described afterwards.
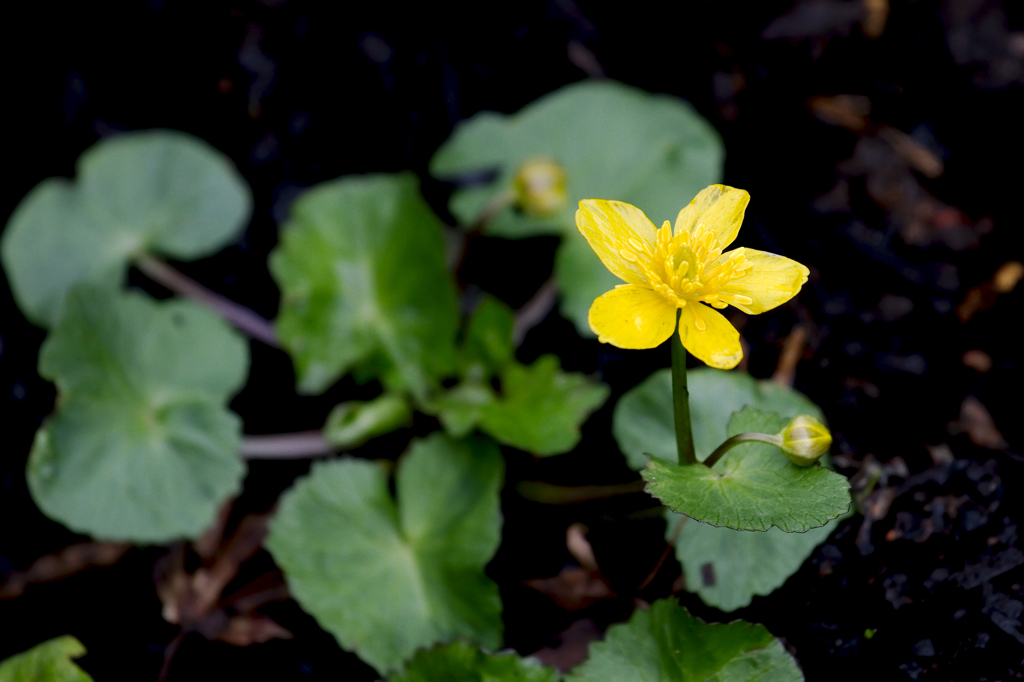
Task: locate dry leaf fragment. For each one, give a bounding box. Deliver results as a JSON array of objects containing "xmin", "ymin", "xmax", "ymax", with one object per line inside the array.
[
  {"xmin": 862, "ymin": 0, "xmax": 889, "ymax": 38},
  {"xmin": 809, "ymin": 94, "xmax": 872, "ymax": 131},
  {"xmin": 962, "ymin": 350, "xmax": 993, "ymax": 373},
  {"xmin": 953, "ymin": 396, "xmax": 1007, "ymax": 449},
  {"xmin": 215, "ymin": 615, "xmax": 293, "ymax": 647},
  {"xmin": 0, "ymin": 541, "xmax": 130, "ymax": 599}
]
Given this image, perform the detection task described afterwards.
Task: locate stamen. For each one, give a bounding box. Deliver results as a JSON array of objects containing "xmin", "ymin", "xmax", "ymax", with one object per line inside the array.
[
  {"xmin": 722, "ymin": 293, "xmax": 754, "ymax": 305},
  {"xmin": 619, "ymin": 249, "xmax": 638, "ymax": 262},
  {"xmin": 626, "ymin": 238, "xmax": 646, "ymax": 252},
  {"xmin": 693, "ymin": 314, "xmax": 706, "ymax": 331}
]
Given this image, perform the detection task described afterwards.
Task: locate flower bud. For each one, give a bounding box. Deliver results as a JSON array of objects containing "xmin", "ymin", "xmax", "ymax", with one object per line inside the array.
[
  {"xmin": 778, "ymin": 415, "xmax": 832, "ymax": 466},
  {"xmin": 324, "ymin": 393, "xmax": 412, "ymax": 449},
  {"xmin": 513, "ymin": 157, "xmax": 568, "ymax": 217}
]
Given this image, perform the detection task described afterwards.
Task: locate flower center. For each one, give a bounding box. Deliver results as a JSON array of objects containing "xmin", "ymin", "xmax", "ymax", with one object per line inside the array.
[{"xmin": 620, "ymin": 221, "xmax": 754, "ymax": 309}]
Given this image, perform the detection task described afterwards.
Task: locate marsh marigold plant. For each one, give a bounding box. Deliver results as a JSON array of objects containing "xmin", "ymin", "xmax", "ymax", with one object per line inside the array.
[{"xmin": 576, "ymin": 185, "xmax": 810, "ymax": 369}]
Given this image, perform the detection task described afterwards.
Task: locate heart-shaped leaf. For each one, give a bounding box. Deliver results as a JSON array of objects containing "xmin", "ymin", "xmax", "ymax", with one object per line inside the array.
[
  {"xmin": 390, "ymin": 641, "xmax": 558, "ymax": 682},
  {"xmin": 565, "ymin": 598, "xmax": 802, "ymax": 682},
  {"xmin": 614, "ymin": 368, "xmax": 826, "ymax": 470},
  {"xmin": 0, "ymin": 636, "xmax": 93, "ymax": 682},
  {"xmin": 27, "ymin": 287, "xmax": 248, "ymax": 542},
  {"xmin": 265, "ymin": 433, "xmax": 504, "ymax": 673},
  {"xmin": 1, "ymin": 130, "xmax": 252, "ymax": 327},
  {"xmin": 270, "ymin": 173, "xmax": 459, "ymax": 397},
  {"xmin": 643, "ymin": 408, "xmax": 850, "ymax": 532},
  {"xmin": 429, "ymin": 81, "xmax": 723, "ymax": 335},
  {"xmin": 668, "ymin": 511, "xmax": 840, "ymax": 612}
]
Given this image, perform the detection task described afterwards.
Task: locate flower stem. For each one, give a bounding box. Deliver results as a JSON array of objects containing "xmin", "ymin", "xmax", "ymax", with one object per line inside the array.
[
  {"xmin": 670, "ymin": 327, "xmax": 697, "ymax": 466},
  {"xmin": 702, "ymin": 432, "xmax": 783, "ymax": 469}
]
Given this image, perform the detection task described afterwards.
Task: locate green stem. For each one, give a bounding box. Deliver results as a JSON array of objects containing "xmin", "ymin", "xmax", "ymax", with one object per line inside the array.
[
  {"xmin": 703, "ymin": 432, "xmax": 783, "ymax": 470},
  {"xmin": 670, "ymin": 326, "xmax": 697, "ymax": 466}
]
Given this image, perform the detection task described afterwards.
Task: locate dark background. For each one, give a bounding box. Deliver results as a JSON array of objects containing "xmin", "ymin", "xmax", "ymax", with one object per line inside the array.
[{"xmin": 2, "ymin": 0, "xmax": 1024, "ymax": 679}]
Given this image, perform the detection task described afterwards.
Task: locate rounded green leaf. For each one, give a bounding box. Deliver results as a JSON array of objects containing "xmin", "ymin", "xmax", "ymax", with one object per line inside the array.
[
  {"xmin": 270, "ymin": 173, "xmax": 459, "ymax": 397},
  {"xmin": 266, "ymin": 434, "xmax": 505, "ymax": 673},
  {"xmin": 668, "ymin": 511, "xmax": 839, "ymax": 612},
  {"xmin": 565, "ymin": 598, "xmax": 803, "ymax": 682},
  {"xmin": 614, "ymin": 368, "xmax": 825, "ymax": 470},
  {"xmin": 0, "ymin": 636, "xmax": 93, "ymax": 682},
  {"xmin": 27, "ymin": 287, "xmax": 248, "ymax": 542},
  {"xmin": 390, "ymin": 641, "xmax": 558, "ymax": 682},
  {"xmin": 643, "ymin": 408, "xmax": 850, "ymax": 532},
  {"xmin": 478, "ymin": 355, "xmax": 610, "ymax": 456},
  {"xmin": 430, "ymin": 81, "xmax": 723, "ymax": 334},
  {"xmin": 1, "ymin": 130, "xmax": 252, "ymax": 327}
]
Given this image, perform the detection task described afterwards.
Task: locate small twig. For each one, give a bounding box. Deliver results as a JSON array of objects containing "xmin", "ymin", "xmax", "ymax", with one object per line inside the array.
[
  {"xmin": 135, "ymin": 255, "xmax": 279, "ymax": 347},
  {"xmin": 0, "ymin": 541, "xmax": 131, "ymax": 599},
  {"xmin": 447, "ymin": 190, "xmax": 516, "ymax": 273},
  {"xmin": 637, "ymin": 515, "xmax": 688, "ymax": 592},
  {"xmin": 240, "ymin": 431, "xmax": 334, "ymax": 459},
  {"xmin": 157, "ymin": 631, "xmax": 185, "ymax": 682},
  {"xmin": 513, "ymin": 276, "xmax": 558, "ymax": 344},
  {"xmin": 772, "ymin": 324, "xmax": 807, "ymax": 387},
  {"xmin": 516, "ymin": 479, "xmax": 646, "ymax": 504}
]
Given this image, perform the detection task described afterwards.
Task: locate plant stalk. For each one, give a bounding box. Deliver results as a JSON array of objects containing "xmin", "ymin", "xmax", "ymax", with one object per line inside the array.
[
  {"xmin": 670, "ymin": 325, "xmax": 697, "ymax": 466},
  {"xmin": 702, "ymin": 432, "xmax": 783, "ymax": 470}
]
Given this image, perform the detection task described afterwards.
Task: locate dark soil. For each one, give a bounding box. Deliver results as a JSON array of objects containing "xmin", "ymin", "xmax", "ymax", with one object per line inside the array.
[{"xmin": 3, "ymin": 1, "xmax": 1024, "ymax": 679}]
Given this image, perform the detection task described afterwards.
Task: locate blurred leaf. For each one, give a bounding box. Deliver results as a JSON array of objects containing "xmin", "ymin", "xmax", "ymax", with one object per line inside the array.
[
  {"xmin": 430, "ymin": 81, "xmax": 723, "ymax": 334},
  {"xmin": 461, "ymin": 295, "xmax": 515, "ymax": 374},
  {"xmin": 643, "ymin": 408, "xmax": 850, "ymax": 532},
  {"xmin": 390, "ymin": 641, "xmax": 558, "ymax": 682},
  {"xmin": 479, "ymin": 355, "xmax": 609, "ymax": 456},
  {"xmin": 270, "ymin": 173, "xmax": 459, "ymax": 397},
  {"xmin": 614, "ymin": 368, "xmax": 825, "ymax": 470},
  {"xmin": 27, "ymin": 288, "xmax": 247, "ymax": 542},
  {"xmin": 564, "ymin": 598, "xmax": 802, "ymax": 682},
  {"xmin": 1, "ymin": 130, "xmax": 252, "ymax": 327},
  {"xmin": 324, "ymin": 393, "xmax": 412, "ymax": 449},
  {"xmin": 0, "ymin": 636, "xmax": 93, "ymax": 682},
  {"xmin": 429, "ymin": 381, "xmax": 496, "ymax": 439},
  {"xmin": 265, "ymin": 433, "xmax": 504, "ymax": 673},
  {"xmin": 668, "ymin": 511, "xmax": 839, "ymax": 612}
]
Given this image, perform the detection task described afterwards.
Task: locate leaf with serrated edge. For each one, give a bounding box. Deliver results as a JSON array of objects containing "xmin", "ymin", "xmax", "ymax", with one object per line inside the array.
[
  {"xmin": 565, "ymin": 598, "xmax": 803, "ymax": 682},
  {"xmin": 266, "ymin": 434, "xmax": 504, "ymax": 673},
  {"xmin": 26, "ymin": 288, "xmax": 247, "ymax": 542},
  {"xmin": 390, "ymin": 641, "xmax": 558, "ymax": 682},
  {"xmin": 614, "ymin": 368, "xmax": 826, "ymax": 471},
  {"xmin": 270, "ymin": 173, "xmax": 459, "ymax": 397},
  {"xmin": 478, "ymin": 355, "xmax": 609, "ymax": 456},
  {"xmin": 643, "ymin": 408, "xmax": 849, "ymax": 532},
  {"xmin": 0, "ymin": 636, "xmax": 94, "ymax": 682},
  {"xmin": 669, "ymin": 511, "xmax": 839, "ymax": 612},
  {"xmin": 429, "ymin": 81, "xmax": 722, "ymax": 335},
  {"xmin": 1, "ymin": 130, "xmax": 251, "ymax": 327}
]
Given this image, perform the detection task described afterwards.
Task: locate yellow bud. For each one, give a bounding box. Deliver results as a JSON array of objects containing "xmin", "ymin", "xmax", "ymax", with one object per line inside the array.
[
  {"xmin": 778, "ymin": 415, "xmax": 832, "ymax": 466},
  {"xmin": 513, "ymin": 157, "xmax": 568, "ymax": 217}
]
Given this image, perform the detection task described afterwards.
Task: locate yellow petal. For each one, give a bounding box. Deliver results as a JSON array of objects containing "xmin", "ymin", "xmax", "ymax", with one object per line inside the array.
[
  {"xmin": 576, "ymin": 199, "xmax": 658, "ymax": 285},
  {"xmin": 678, "ymin": 303, "xmax": 742, "ymax": 369},
  {"xmin": 718, "ymin": 248, "xmax": 810, "ymax": 314},
  {"xmin": 588, "ymin": 284, "xmax": 678, "ymax": 349},
  {"xmin": 674, "ymin": 185, "xmax": 750, "ymax": 250}
]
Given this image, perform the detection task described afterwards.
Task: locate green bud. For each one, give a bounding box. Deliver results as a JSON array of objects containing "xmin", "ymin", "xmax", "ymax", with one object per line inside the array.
[
  {"xmin": 324, "ymin": 393, "xmax": 412, "ymax": 449},
  {"xmin": 778, "ymin": 415, "xmax": 832, "ymax": 466},
  {"xmin": 513, "ymin": 157, "xmax": 568, "ymax": 217}
]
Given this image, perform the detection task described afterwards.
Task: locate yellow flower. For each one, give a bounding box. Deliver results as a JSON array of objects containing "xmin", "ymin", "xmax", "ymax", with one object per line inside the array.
[
  {"xmin": 778, "ymin": 414, "xmax": 832, "ymax": 466},
  {"xmin": 575, "ymin": 185, "xmax": 809, "ymax": 369},
  {"xmin": 513, "ymin": 157, "xmax": 568, "ymax": 217}
]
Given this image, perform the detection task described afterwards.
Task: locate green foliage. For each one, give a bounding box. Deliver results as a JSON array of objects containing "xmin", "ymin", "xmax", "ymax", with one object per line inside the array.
[
  {"xmin": 643, "ymin": 408, "xmax": 850, "ymax": 532},
  {"xmin": 460, "ymin": 295, "xmax": 516, "ymax": 374},
  {"xmin": 27, "ymin": 288, "xmax": 247, "ymax": 542},
  {"xmin": 324, "ymin": 393, "xmax": 412, "ymax": 449},
  {"xmin": 0, "ymin": 636, "xmax": 94, "ymax": 682},
  {"xmin": 390, "ymin": 641, "xmax": 558, "ymax": 682},
  {"xmin": 430, "ymin": 80, "xmax": 723, "ymax": 334},
  {"xmin": 265, "ymin": 434, "xmax": 505, "ymax": 673},
  {"xmin": 1, "ymin": 130, "xmax": 251, "ymax": 327},
  {"xmin": 425, "ymin": 296, "xmax": 609, "ymax": 455},
  {"xmin": 565, "ymin": 599, "xmax": 803, "ymax": 682},
  {"xmin": 270, "ymin": 173, "xmax": 459, "ymax": 397},
  {"xmin": 668, "ymin": 512, "xmax": 839, "ymax": 612},
  {"xmin": 479, "ymin": 355, "xmax": 609, "ymax": 456},
  {"xmin": 614, "ymin": 368, "xmax": 825, "ymax": 470}
]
